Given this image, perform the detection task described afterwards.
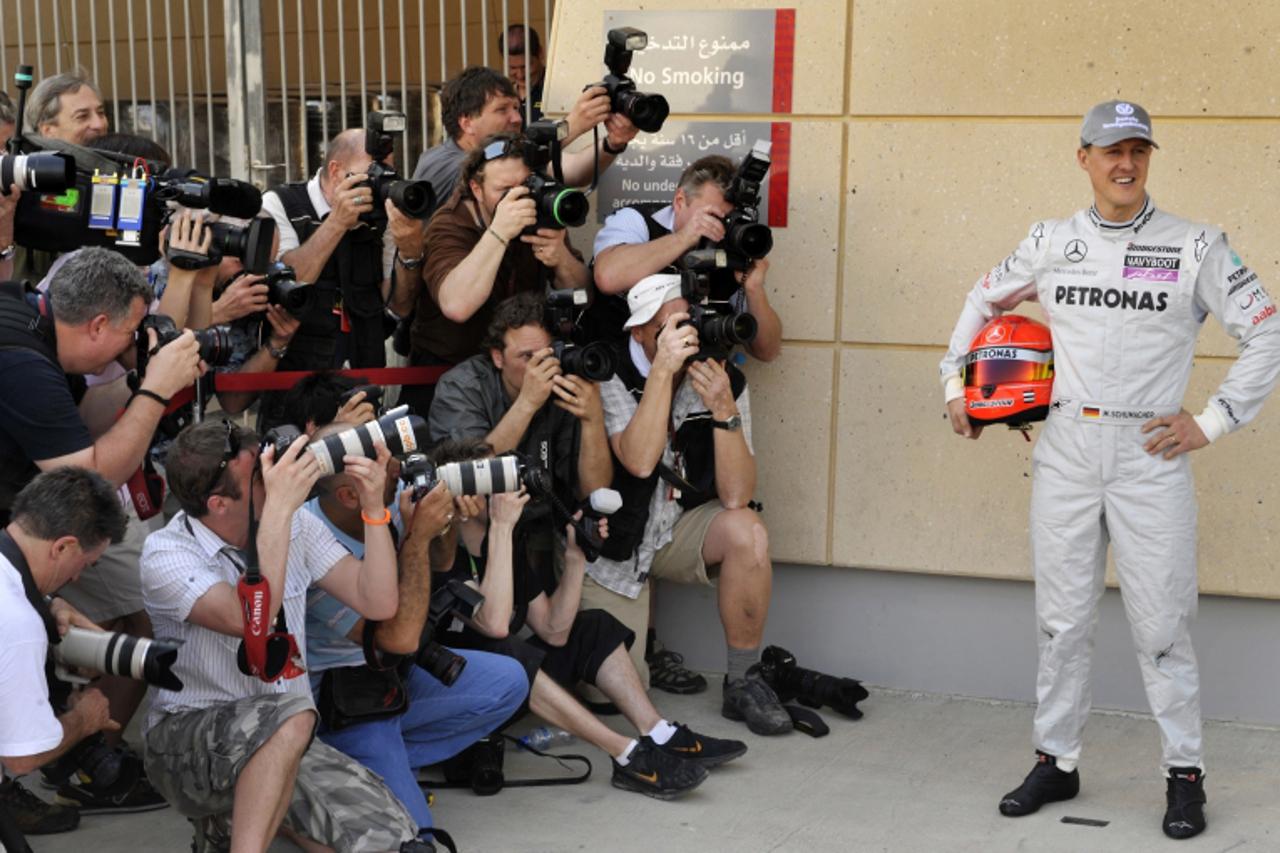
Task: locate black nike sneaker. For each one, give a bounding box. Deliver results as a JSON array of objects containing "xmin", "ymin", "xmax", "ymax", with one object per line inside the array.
[
  {"xmin": 1162, "ymin": 766, "xmax": 1207, "ymax": 840},
  {"xmin": 998, "ymin": 751, "xmax": 1080, "ymax": 816},
  {"xmin": 611, "ymin": 736, "xmax": 709, "ymax": 800},
  {"xmin": 655, "ymin": 722, "xmax": 747, "ymax": 769}
]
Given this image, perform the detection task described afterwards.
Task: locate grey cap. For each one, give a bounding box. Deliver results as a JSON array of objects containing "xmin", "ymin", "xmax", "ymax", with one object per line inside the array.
[{"xmin": 1080, "ymin": 100, "xmax": 1158, "ymax": 148}]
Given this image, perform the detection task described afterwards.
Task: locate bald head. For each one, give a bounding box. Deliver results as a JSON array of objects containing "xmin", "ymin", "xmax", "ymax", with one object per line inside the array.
[{"xmin": 320, "ymin": 128, "xmax": 375, "ymax": 193}]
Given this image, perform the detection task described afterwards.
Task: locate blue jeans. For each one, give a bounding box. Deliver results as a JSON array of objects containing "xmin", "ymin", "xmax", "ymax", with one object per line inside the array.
[{"xmin": 316, "ymin": 649, "xmax": 528, "ymax": 829}]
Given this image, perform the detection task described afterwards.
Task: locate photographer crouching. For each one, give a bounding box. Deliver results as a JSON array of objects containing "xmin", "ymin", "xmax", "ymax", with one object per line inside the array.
[
  {"xmin": 0, "ymin": 468, "xmax": 126, "ymax": 847},
  {"xmin": 138, "ymin": 419, "xmax": 426, "ymax": 851}
]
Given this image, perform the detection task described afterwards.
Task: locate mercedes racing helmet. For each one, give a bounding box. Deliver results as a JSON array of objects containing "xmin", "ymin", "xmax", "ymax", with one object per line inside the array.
[{"xmin": 963, "ymin": 315, "xmax": 1053, "ymax": 425}]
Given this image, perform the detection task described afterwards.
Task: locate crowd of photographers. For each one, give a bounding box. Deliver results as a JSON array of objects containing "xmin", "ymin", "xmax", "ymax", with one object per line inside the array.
[{"xmin": 0, "ymin": 23, "xmax": 841, "ymax": 853}]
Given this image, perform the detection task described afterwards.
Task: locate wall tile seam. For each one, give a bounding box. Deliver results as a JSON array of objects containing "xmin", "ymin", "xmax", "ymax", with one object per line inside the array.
[{"xmin": 837, "ymin": 341, "xmax": 1248, "ymax": 364}]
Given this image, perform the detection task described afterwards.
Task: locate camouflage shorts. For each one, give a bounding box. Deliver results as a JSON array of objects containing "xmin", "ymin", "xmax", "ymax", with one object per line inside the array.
[{"xmin": 143, "ymin": 692, "xmax": 417, "ymax": 852}]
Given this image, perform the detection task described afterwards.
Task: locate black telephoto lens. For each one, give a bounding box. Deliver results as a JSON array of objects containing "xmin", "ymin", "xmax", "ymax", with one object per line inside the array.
[
  {"xmin": 703, "ymin": 312, "xmax": 757, "ymax": 347},
  {"xmin": 193, "ymin": 325, "xmax": 234, "ymax": 366},
  {"xmin": 727, "ymin": 221, "xmax": 774, "ymax": 259},
  {"xmin": 618, "ymin": 90, "xmax": 670, "ymax": 134},
  {"xmin": 387, "ymin": 179, "xmax": 435, "ymax": 218}
]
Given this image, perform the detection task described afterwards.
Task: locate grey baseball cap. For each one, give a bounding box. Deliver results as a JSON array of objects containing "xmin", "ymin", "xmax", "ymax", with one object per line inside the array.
[{"xmin": 1080, "ymin": 100, "xmax": 1159, "ymax": 148}]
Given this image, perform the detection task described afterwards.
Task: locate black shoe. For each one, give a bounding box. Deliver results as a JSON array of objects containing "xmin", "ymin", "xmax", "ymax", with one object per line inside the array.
[
  {"xmin": 656, "ymin": 722, "xmax": 748, "ymax": 769},
  {"xmin": 649, "ymin": 649, "xmax": 708, "ymax": 695},
  {"xmin": 1163, "ymin": 767, "xmax": 1207, "ymax": 840},
  {"xmin": 998, "ymin": 751, "xmax": 1080, "ymax": 816},
  {"xmin": 722, "ymin": 665, "xmax": 791, "ymax": 735},
  {"xmin": 611, "ymin": 736, "xmax": 709, "ymax": 800},
  {"xmin": 0, "ymin": 777, "xmax": 79, "ymax": 835},
  {"xmin": 55, "ymin": 773, "xmax": 170, "ymax": 815}
]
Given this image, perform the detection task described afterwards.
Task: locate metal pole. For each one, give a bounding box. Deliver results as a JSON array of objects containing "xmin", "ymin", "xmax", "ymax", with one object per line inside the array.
[
  {"xmin": 338, "ymin": 0, "xmax": 347, "ymax": 129},
  {"xmin": 438, "ymin": 0, "xmax": 447, "ymax": 81},
  {"xmin": 184, "ymin": 0, "xmax": 196, "ymax": 165},
  {"xmin": 222, "ymin": 0, "xmax": 248, "ymax": 178},
  {"xmin": 318, "ymin": 0, "xmax": 328, "ymax": 145},
  {"xmin": 460, "ymin": 0, "xmax": 467, "ymax": 67},
  {"xmin": 399, "ymin": 0, "xmax": 409, "ymax": 156},
  {"xmin": 126, "ymin": 0, "xmax": 138, "ymax": 130},
  {"xmin": 52, "ymin": 3, "xmax": 62, "ymax": 74},
  {"xmin": 277, "ymin": 0, "xmax": 291, "ymax": 180},
  {"xmin": 203, "ymin": 0, "xmax": 214, "ymax": 171},
  {"xmin": 522, "ymin": 1, "xmax": 530, "ymax": 126},
  {"xmin": 147, "ymin": 0, "xmax": 158, "ymax": 140},
  {"xmin": 378, "ymin": 0, "xmax": 387, "ymax": 103},
  {"xmin": 164, "ymin": 0, "xmax": 176, "ymax": 158},
  {"xmin": 418, "ymin": 0, "xmax": 427, "ymax": 151},
  {"xmin": 501, "ymin": 0, "xmax": 508, "ymax": 79},
  {"xmin": 358, "ymin": 0, "xmax": 367, "ymax": 127},
  {"xmin": 481, "ymin": 0, "xmax": 488, "ymax": 66},
  {"xmin": 107, "ymin": 0, "xmax": 120, "ymax": 129},
  {"xmin": 34, "ymin": 1, "xmax": 44, "ymax": 80},
  {"xmin": 296, "ymin": 0, "xmax": 307, "ymax": 176},
  {"xmin": 241, "ymin": 0, "xmax": 268, "ymax": 186},
  {"xmin": 69, "ymin": 0, "xmax": 79, "ymax": 72}
]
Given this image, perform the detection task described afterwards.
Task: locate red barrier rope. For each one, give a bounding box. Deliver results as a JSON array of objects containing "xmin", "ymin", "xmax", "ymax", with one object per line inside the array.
[{"xmin": 164, "ymin": 365, "xmax": 448, "ymax": 415}]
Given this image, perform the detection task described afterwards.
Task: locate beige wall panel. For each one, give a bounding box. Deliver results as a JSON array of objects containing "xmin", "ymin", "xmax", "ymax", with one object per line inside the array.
[
  {"xmin": 743, "ymin": 345, "xmax": 834, "ymax": 565},
  {"xmin": 542, "ymin": 0, "xmax": 848, "ymax": 115},
  {"xmin": 833, "ymin": 346, "xmax": 1034, "ymax": 580},
  {"xmin": 850, "ymin": 0, "xmax": 1280, "ymax": 116},
  {"xmin": 834, "ymin": 347, "xmax": 1280, "ymax": 597},
  {"xmin": 843, "ymin": 121, "xmax": 1280, "ymax": 359}
]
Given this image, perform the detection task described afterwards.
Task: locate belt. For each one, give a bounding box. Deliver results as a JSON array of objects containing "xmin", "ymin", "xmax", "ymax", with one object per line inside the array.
[{"xmin": 1050, "ymin": 400, "xmax": 1180, "ymax": 425}]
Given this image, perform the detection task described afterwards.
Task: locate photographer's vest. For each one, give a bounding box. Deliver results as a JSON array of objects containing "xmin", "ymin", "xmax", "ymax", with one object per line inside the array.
[
  {"xmin": 271, "ymin": 182, "xmax": 388, "ymax": 369},
  {"xmin": 599, "ymin": 338, "xmax": 746, "ymax": 561},
  {"xmin": 582, "ymin": 203, "xmax": 742, "ymax": 345},
  {"xmin": 0, "ymin": 282, "xmax": 86, "ymax": 524}
]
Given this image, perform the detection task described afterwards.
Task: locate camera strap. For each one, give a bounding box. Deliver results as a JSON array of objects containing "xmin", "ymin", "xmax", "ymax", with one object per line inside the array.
[{"xmin": 0, "ymin": 530, "xmax": 59, "ymax": 646}]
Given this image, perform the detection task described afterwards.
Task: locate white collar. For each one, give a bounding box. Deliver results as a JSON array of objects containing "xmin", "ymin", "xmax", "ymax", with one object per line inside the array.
[
  {"xmin": 307, "ymin": 170, "xmax": 330, "ymax": 217},
  {"xmin": 629, "ymin": 336, "xmax": 652, "ymax": 378}
]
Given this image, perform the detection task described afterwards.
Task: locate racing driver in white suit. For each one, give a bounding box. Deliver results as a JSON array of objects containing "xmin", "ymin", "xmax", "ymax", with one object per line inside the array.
[{"xmin": 940, "ymin": 100, "xmax": 1280, "ymax": 840}]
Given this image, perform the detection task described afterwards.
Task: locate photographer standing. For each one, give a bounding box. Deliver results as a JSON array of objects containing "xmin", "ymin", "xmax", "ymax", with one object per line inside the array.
[
  {"xmin": 24, "ymin": 72, "xmax": 109, "ymax": 146},
  {"xmin": 582, "ymin": 275, "xmax": 789, "ymax": 736},
  {"xmin": 592, "ymin": 155, "xmax": 782, "ymax": 361},
  {"xmin": 258, "ymin": 128, "xmax": 428, "ymax": 425},
  {"xmin": 139, "ymin": 419, "xmax": 424, "ymax": 852},
  {"xmin": 400, "ymin": 134, "xmax": 589, "ymax": 415},
  {"xmin": 0, "ymin": 468, "xmax": 126, "ymax": 841}
]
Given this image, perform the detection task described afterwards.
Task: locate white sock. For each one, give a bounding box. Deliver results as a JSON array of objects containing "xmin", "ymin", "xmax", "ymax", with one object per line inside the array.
[
  {"xmin": 614, "ymin": 738, "xmax": 639, "ymax": 765},
  {"xmin": 647, "ymin": 719, "xmax": 678, "ymax": 745}
]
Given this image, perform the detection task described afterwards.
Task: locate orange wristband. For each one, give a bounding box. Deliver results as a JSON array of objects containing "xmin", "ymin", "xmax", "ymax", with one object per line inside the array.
[{"xmin": 361, "ymin": 507, "xmax": 392, "ymax": 526}]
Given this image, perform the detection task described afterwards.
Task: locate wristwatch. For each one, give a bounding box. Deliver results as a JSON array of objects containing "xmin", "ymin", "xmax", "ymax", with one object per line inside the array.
[
  {"xmin": 397, "ymin": 253, "xmax": 425, "ymax": 270},
  {"xmin": 712, "ymin": 414, "xmax": 742, "ymax": 431},
  {"xmin": 0, "ymin": 243, "xmax": 15, "ymax": 261},
  {"xmin": 267, "ymin": 341, "xmax": 289, "ymax": 359},
  {"xmin": 602, "ymin": 137, "xmax": 628, "ymax": 156}
]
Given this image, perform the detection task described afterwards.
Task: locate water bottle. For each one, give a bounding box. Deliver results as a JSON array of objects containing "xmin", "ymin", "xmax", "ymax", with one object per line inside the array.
[{"xmin": 518, "ymin": 726, "xmax": 577, "ymax": 751}]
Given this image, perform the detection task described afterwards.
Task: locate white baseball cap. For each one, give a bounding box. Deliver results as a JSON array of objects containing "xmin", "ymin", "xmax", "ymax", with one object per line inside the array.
[{"xmin": 623, "ymin": 273, "xmax": 684, "ymax": 329}]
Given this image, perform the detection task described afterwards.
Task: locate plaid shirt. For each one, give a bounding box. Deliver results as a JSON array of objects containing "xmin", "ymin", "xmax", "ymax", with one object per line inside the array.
[{"xmin": 585, "ymin": 340, "xmax": 752, "ymax": 599}]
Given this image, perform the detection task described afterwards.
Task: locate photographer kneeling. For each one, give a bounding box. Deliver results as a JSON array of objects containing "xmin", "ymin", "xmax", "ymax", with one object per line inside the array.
[
  {"xmin": 0, "ymin": 469, "xmax": 125, "ymax": 842},
  {"xmin": 139, "ymin": 420, "xmax": 424, "ymax": 852},
  {"xmin": 430, "ymin": 439, "xmax": 747, "ymax": 800},
  {"xmin": 583, "ymin": 275, "xmax": 789, "ymax": 736},
  {"xmin": 303, "ymin": 424, "xmax": 528, "ymax": 838}
]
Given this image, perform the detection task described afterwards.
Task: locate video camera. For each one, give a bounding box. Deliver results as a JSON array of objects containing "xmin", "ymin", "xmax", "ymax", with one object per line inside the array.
[
  {"xmin": 261, "ymin": 405, "xmax": 429, "ymax": 476},
  {"xmin": 6, "ymin": 64, "xmax": 265, "ymax": 266},
  {"xmin": 520, "ymin": 120, "xmax": 589, "ymax": 231},
  {"xmin": 598, "ymin": 28, "xmax": 670, "ymax": 133},
  {"xmin": 676, "ymin": 256, "xmax": 758, "ymax": 361},
  {"xmin": 362, "ymin": 110, "xmax": 435, "ymax": 224},
  {"xmin": 544, "ymin": 289, "xmax": 614, "ymax": 381},
  {"xmin": 135, "ymin": 313, "xmax": 233, "ymax": 378},
  {"xmin": 166, "ymin": 214, "xmax": 277, "ymax": 274}
]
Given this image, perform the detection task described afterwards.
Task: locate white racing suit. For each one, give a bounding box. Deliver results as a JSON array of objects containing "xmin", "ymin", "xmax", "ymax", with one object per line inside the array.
[{"xmin": 940, "ymin": 197, "xmax": 1280, "ymax": 773}]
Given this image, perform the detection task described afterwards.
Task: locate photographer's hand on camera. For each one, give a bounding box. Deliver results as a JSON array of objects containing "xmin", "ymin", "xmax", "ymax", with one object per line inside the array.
[
  {"xmin": 603, "ymin": 112, "xmax": 640, "ymax": 152},
  {"xmin": 264, "ymin": 303, "xmax": 299, "ymax": 353},
  {"xmin": 690, "ymin": 358, "xmax": 757, "ymax": 507},
  {"xmin": 159, "ymin": 210, "xmax": 218, "ymax": 328},
  {"xmin": 385, "ymin": 200, "xmax": 426, "ymax": 259},
  {"xmin": 66, "ymin": 686, "xmax": 120, "ymax": 735},
  {"xmin": 49, "ymin": 597, "xmax": 103, "ymax": 637},
  {"xmin": 653, "ymin": 313, "xmax": 700, "ymax": 377},
  {"xmin": 333, "ymin": 389, "xmax": 377, "ymax": 427},
  {"xmin": 689, "ymin": 358, "xmax": 737, "ymax": 420},
  {"xmin": 329, "ymin": 172, "xmax": 377, "ymax": 231},
  {"xmin": 520, "ymin": 227, "xmax": 572, "ymax": 269},
  {"xmin": 490, "ymin": 488, "xmax": 530, "ymax": 532},
  {"xmin": 212, "ymin": 275, "xmax": 270, "ymax": 324},
  {"xmin": 566, "ymin": 86, "xmax": 615, "ymax": 140},
  {"xmin": 515, "ymin": 347, "xmax": 562, "ymax": 414},
  {"xmin": 551, "ymin": 373, "xmax": 603, "ymax": 424},
  {"xmin": 261, "ymin": 434, "xmax": 322, "ymax": 514},
  {"xmin": 139, "ymin": 327, "xmax": 205, "ymax": 401},
  {"xmin": 342, "ymin": 444, "xmax": 393, "ymax": 517},
  {"xmin": 677, "ymin": 207, "xmax": 727, "ymax": 250},
  {"xmin": 0, "ymin": 184, "xmax": 18, "ymax": 276},
  {"xmin": 406, "ymin": 480, "xmax": 455, "ymax": 541},
  {"xmin": 491, "ymin": 185, "xmax": 538, "ymax": 244}
]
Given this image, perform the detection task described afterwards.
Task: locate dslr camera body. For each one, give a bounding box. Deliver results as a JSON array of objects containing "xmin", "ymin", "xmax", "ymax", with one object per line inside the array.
[
  {"xmin": 361, "ymin": 110, "xmax": 435, "ymax": 224},
  {"xmin": 676, "ymin": 259, "xmax": 758, "ymax": 362},
  {"xmin": 134, "ymin": 314, "xmax": 233, "ymax": 378},
  {"xmin": 520, "ymin": 120, "xmax": 589, "ymax": 232},
  {"xmin": 544, "ymin": 289, "xmax": 614, "ymax": 381},
  {"xmin": 597, "ymin": 28, "xmax": 670, "ymax": 133},
  {"xmin": 263, "ymin": 261, "xmax": 312, "ymax": 314}
]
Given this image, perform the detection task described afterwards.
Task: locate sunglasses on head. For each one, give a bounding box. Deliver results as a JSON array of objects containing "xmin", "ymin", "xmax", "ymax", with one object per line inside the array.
[{"xmin": 203, "ymin": 420, "xmax": 242, "ymax": 499}]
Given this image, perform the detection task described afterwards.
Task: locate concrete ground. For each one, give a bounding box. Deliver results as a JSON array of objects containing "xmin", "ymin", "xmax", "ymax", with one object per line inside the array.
[{"xmin": 17, "ymin": 686, "xmax": 1280, "ymax": 853}]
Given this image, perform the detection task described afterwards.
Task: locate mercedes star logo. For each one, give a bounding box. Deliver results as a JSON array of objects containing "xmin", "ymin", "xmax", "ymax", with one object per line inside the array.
[{"xmin": 1064, "ymin": 239, "xmax": 1088, "ymax": 263}]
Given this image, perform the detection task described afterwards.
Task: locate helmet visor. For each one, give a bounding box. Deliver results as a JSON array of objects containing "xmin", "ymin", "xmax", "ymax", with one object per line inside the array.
[{"xmin": 963, "ymin": 348, "xmax": 1053, "ymax": 388}]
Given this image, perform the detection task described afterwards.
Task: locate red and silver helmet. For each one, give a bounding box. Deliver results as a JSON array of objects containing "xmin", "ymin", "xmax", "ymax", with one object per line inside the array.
[{"xmin": 963, "ymin": 315, "xmax": 1054, "ymax": 425}]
